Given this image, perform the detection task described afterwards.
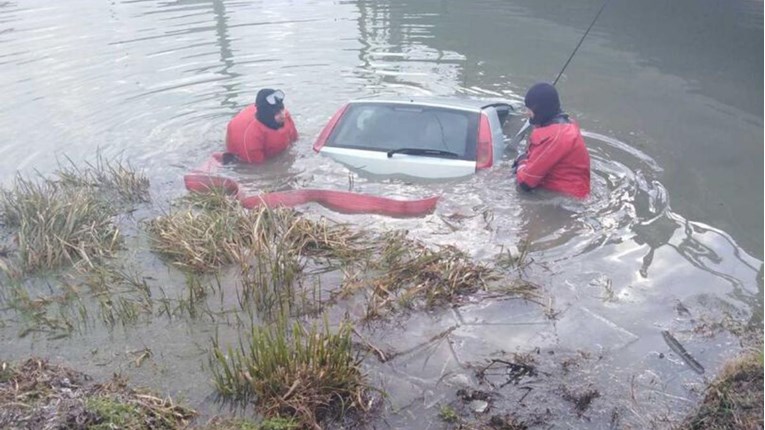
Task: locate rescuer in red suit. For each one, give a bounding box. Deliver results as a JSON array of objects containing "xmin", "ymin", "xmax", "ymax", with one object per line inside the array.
[
  {"xmin": 513, "ymin": 83, "xmax": 590, "ymax": 198},
  {"xmin": 225, "ymin": 88, "xmax": 298, "ymax": 164}
]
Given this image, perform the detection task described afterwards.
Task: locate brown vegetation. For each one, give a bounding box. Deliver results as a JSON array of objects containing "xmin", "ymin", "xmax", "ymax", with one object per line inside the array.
[
  {"xmin": 0, "ymin": 156, "xmax": 149, "ymax": 275},
  {"xmin": 0, "ymin": 358, "xmax": 195, "ymax": 429},
  {"xmin": 680, "ymin": 350, "xmax": 764, "ymax": 430}
]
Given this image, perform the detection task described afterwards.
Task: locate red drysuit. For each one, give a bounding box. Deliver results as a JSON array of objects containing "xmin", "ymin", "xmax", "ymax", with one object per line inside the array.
[
  {"xmin": 516, "ymin": 117, "xmax": 590, "ymax": 198},
  {"xmin": 225, "ymin": 105, "xmax": 298, "ymax": 164}
]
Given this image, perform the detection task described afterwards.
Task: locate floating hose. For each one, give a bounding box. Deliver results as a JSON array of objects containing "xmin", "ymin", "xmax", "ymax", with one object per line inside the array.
[{"xmin": 183, "ymin": 154, "xmax": 439, "ymax": 217}]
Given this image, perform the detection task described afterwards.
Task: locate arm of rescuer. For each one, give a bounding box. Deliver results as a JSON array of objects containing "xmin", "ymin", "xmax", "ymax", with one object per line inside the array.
[
  {"xmin": 238, "ymin": 120, "xmax": 266, "ymax": 164},
  {"xmin": 515, "ymin": 128, "xmax": 569, "ymax": 191}
]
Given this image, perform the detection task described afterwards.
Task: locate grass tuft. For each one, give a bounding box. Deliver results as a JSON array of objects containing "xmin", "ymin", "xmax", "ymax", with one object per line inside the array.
[
  {"xmin": 2, "ymin": 279, "xmax": 88, "ymax": 339},
  {"xmin": 146, "ymin": 202, "xmax": 259, "ymax": 273},
  {"xmin": 283, "ymin": 217, "xmax": 371, "ymax": 262},
  {"xmin": 363, "ymin": 233, "xmax": 500, "ymax": 316},
  {"xmin": 0, "ymin": 156, "xmax": 148, "ymax": 274},
  {"xmin": 0, "ymin": 176, "xmax": 120, "ymax": 272},
  {"xmin": 439, "ymin": 404, "xmax": 459, "ymax": 423},
  {"xmin": 181, "ymin": 188, "xmax": 239, "ymax": 212},
  {"xmin": 85, "ymin": 396, "xmax": 146, "ymax": 429},
  {"xmin": 258, "ymin": 417, "xmax": 301, "ymax": 430},
  {"xmin": 84, "ymin": 263, "xmax": 154, "ymax": 327},
  {"xmin": 211, "ymin": 316, "xmax": 368, "ymax": 428},
  {"xmin": 495, "ymin": 240, "xmax": 532, "ymax": 270},
  {"xmin": 237, "ymin": 240, "xmax": 304, "ymax": 320},
  {"xmin": 147, "ymin": 198, "xmax": 368, "ymax": 275},
  {"xmin": 55, "ymin": 154, "xmax": 151, "ymax": 204},
  {"xmin": 680, "ymin": 350, "xmax": 763, "ymax": 430}
]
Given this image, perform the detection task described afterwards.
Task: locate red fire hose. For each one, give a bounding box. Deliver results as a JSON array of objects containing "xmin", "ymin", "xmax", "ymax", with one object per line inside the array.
[{"xmin": 183, "ymin": 154, "xmax": 439, "ymax": 217}]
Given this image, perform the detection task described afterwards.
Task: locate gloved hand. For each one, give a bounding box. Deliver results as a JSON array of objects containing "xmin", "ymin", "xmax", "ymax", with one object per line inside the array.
[
  {"xmin": 511, "ymin": 152, "xmax": 528, "ymax": 174},
  {"xmin": 221, "ymin": 152, "xmax": 239, "ymax": 165}
]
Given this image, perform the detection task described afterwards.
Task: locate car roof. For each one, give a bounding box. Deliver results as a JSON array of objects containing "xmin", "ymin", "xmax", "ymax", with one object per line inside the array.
[{"xmin": 347, "ymin": 96, "xmax": 513, "ymax": 113}]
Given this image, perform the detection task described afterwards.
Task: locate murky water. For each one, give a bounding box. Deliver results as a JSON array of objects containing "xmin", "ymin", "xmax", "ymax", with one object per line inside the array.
[{"xmin": 1, "ymin": 0, "xmax": 762, "ymax": 428}]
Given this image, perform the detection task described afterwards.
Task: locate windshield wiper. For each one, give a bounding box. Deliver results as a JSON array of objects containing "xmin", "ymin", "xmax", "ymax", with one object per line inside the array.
[{"xmin": 386, "ymin": 148, "xmax": 459, "ymax": 159}]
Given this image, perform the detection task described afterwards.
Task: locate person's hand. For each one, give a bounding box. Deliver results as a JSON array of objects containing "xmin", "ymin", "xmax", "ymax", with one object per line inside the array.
[
  {"xmin": 221, "ymin": 152, "xmax": 239, "ymax": 165},
  {"xmin": 512, "ymin": 152, "xmax": 528, "ymax": 174}
]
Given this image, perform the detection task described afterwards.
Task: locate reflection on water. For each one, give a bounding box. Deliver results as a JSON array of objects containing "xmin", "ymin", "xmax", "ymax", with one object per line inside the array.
[{"xmin": 0, "ymin": 0, "xmax": 761, "ymax": 428}]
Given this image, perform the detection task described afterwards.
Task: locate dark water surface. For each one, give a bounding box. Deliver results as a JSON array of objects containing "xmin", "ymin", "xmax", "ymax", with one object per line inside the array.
[{"xmin": 0, "ymin": 1, "xmax": 762, "ymax": 428}]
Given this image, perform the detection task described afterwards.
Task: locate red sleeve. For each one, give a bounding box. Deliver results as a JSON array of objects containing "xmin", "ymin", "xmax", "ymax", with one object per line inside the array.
[{"xmin": 516, "ymin": 127, "xmax": 568, "ymax": 188}]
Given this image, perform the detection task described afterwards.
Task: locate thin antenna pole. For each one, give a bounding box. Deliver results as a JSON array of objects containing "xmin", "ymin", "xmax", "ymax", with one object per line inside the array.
[
  {"xmin": 509, "ymin": 0, "xmax": 612, "ymax": 148},
  {"xmin": 553, "ymin": 0, "xmax": 611, "ymax": 86}
]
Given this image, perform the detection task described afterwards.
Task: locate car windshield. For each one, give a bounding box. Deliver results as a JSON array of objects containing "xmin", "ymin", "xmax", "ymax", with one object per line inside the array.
[{"xmin": 326, "ymin": 103, "xmax": 479, "ymax": 160}]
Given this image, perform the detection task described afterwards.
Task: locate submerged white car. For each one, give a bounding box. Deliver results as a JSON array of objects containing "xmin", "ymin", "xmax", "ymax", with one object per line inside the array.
[{"xmin": 313, "ymin": 97, "xmax": 517, "ymax": 179}]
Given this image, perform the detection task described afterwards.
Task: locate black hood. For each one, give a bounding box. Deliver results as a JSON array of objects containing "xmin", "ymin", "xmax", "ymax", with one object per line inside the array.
[
  {"xmin": 255, "ymin": 88, "xmax": 285, "ymax": 130},
  {"xmin": 524, "ymin": 83, "xmax": 561, "ymax": 126}
]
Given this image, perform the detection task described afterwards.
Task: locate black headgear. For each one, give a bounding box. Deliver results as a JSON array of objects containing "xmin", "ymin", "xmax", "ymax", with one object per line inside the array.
[
  {"xmin": 255, "ymin": 88, "xmax": 285, "ymax": 130},
  {"xmin": 524, "ymin": 83, "xmax": 561, "ymax": 126}
]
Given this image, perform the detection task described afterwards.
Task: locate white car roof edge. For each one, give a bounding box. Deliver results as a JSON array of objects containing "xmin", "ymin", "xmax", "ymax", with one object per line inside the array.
[{"xmin": 346, "ymin": 97, "xmax": 514, "ymax": 113}]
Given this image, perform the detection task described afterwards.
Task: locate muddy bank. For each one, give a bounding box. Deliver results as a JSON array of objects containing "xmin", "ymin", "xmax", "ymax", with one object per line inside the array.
[
  {"xmin": 3, "ymin": 346, "xmax": 762, "ymax": 429},
  {"xmin": 0, "ymin": 357, "xmax": 313, "ymax": 429},
  {"xmin": 429, "ymin": 341, "xmax": 764, "ymax": 430},
  {"xmin": 0, "ymin": 358, "xmax": 196, "ymax": 430}
]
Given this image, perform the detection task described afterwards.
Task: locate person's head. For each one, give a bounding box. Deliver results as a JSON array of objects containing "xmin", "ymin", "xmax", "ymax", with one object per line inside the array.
[
  {"xmin": 524, "ymin": 83, "xmax": 561, "ymax": 126},
  {"xmin": 255, "ymin": 88, "xmax": 286, "ymax": 129}
]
